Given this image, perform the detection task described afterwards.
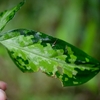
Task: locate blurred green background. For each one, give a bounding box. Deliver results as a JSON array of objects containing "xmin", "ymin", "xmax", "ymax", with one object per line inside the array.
[{"xmin": 0, "ymin": 0, "xmax": 100, "ymax": 100}]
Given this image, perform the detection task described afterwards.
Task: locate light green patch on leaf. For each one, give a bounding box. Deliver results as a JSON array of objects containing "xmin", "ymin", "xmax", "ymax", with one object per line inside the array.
[
  {"xmin": 72, "ymin": 70, "xmax": 78, "ymax": 76},
  {"xmin": 17, "ymin": 35, "xmax": 34, "ymax": 47},
  {"xmin": 85, "ymin": 58, "xmax": 90, "ymax": 62},
  {"xmin": 73, "ymin": 81, "xmax": 78, "ymax": 85},
  {"xmin": 67, "ymin": 46, "xmax": 74, "ymax": 55},
  {"xmin": 65, "ymin": 78, "xmax": 68, "ymax": 81},
  {"xmin": 64, "ymin": 68, "xmax": 73, "ymax": 78},
  {"xmin": 69, "ymin": 55, "xmax": 77, "ymax": 63}
]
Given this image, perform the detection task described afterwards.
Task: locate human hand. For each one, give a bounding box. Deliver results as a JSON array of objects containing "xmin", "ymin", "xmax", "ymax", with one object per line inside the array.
[{"xmin": 0, "ymin": 81, "xmax": 7, "ymax": 100}]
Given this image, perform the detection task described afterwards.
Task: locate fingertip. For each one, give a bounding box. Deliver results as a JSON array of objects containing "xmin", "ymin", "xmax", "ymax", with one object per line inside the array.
[
  {"xmin": 0, "ymin": 81, "xmax": 7, "ymax": 91},
  {"xmin": 0, "ymin": 89, "xmax": 7, "ymax": 100}
]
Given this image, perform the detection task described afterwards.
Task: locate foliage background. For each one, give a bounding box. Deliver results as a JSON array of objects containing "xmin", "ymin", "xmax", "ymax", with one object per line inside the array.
[{"xmin": 0, "ymin": 0, "xmax": 100, "ymax": 100}]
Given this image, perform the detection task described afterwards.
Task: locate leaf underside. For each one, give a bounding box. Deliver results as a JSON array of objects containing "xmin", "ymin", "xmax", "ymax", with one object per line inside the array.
[{"xmin": 0, "ymin": 29, "xmax": 100, "ymax": 86}]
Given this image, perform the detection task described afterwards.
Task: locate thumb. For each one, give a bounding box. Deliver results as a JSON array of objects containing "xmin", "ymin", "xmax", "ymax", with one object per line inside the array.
[{"xmin": 0, "ymin": 89, "xmax": 7, "ymax": 100}]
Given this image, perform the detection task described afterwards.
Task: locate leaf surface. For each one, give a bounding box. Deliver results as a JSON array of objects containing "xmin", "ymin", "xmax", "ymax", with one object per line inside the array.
[
  {"xmin": 0, "ymin": 29, "xmax": 100, "ymax": 86},
  {"xmin": 0, "ymin": 0, "xmax": 25, "ymax": 32}
]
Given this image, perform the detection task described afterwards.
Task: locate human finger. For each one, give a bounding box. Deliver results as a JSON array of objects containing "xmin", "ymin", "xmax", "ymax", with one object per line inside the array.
[
  {"xmin": 0, "ymin": 89, "xmax": 7, "ymax": 100},
  {"xmin": 0, "ymin": 81, "xmax": 7, "ymax": 91}
]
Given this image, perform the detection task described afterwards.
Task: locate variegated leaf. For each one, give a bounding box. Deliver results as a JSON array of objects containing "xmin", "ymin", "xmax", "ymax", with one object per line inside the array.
[{"xmin": 0, "ymin": 29, "xmax": 100, "ymax": 86}]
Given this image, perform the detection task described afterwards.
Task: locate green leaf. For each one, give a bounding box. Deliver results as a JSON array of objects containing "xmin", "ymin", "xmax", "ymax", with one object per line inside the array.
[
  {"xmin": 0, "ymin": 0, "xmax": 25, "ymax": 32},
  {"xmin": 0, "ymin": 29, "xmax": 100, "ymax": 86}
]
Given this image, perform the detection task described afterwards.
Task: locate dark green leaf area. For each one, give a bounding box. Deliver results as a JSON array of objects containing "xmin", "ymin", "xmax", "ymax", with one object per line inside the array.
[
  {"xmin": 62, "ymin": 69, "xmax": 99, "ymax": 86},
  {"xmin": 0, "ymin": 29, "xmax": 100, "ymax": 86}
]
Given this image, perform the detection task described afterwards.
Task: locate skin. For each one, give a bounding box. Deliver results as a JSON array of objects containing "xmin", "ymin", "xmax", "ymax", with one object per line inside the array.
[{"xmin": 0, "ymin": 81, "xmax": 7, "ymax": 100}]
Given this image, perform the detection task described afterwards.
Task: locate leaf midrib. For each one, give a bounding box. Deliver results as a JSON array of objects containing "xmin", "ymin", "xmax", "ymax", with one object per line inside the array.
[{"xmin": 0, "ymin": 37, "xmax": 97, "ymax": 71}]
